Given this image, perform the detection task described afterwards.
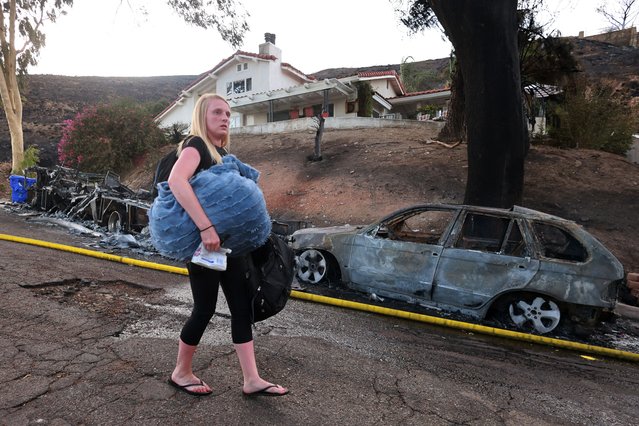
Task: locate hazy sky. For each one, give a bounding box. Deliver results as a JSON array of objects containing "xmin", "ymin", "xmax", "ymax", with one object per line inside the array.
[{"xmin": 30, "ymin": 0, "xmax": 613, "ymax": 77}]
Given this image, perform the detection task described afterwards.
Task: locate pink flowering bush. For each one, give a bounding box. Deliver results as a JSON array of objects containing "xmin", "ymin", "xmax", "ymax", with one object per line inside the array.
[{"xmin": 58, "ymin": 102, "xmax": 166, "ymax": 173}]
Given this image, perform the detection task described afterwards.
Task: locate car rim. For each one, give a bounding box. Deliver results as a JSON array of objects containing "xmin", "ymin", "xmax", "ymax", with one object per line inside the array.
[
  {"xmin": 297, "ymin": 249, "xmax": 327, "ymax": 284},
  {"xmin": 508, "ymin": 296, "xmax": 561, "ymax": 334},
  {"xmin": 107, "ymin": 211, "xmax": 122, "ymax": 233}
]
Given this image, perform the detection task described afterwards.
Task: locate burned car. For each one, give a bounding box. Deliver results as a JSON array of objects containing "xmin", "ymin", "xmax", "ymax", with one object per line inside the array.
[
  {"xmin": 29, "ymin": 166, "xmax": 152, "ymax": 233},
  {"xmin": 289, "ymin": 204, "xmax": 625, "ymax": 334}
]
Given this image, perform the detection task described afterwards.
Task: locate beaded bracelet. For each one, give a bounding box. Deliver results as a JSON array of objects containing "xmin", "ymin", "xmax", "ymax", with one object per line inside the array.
[{"xmin": 199, "ymin": 224, "xmax": 214, "ymax": 233}]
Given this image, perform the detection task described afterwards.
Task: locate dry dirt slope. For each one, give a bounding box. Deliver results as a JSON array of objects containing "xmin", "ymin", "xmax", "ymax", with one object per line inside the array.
[{"xmin": 119, "ymin": 126, "xmax": 639, "ymax": 275}]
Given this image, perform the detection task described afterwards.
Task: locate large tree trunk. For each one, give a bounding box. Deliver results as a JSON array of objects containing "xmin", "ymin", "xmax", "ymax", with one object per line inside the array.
[
  {"xmin": 0, "ymin": 0, "xmax": 25, "ymax": 174},
  {"xmin": 0, "ymin": 71, "xmax": 25, "ymax": 175},
  {"xmin": 4, "ymin": 90, "xmax": 24, "ymax": 174},
  {"xmin": 437, "ymin": 64, "xmax": 465, "ymax": 142},
  {"xmin": 0, "ymin": 70, "xmax": 24, "ymax": 175},
  {"xmin": 431, "ymin": 0, "xmax": 528, "ymax": 208}
]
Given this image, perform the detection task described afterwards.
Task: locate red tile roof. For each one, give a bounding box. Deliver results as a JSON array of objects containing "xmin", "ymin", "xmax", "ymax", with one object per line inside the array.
[
  {"xmin": 358, "ymin": 70, "xmax": 399, "ymax": 78},
  {"xmin": 387, "ymin": 87, "xmax": 450, "ymax": 100},
  {"xmin": 282, "ymin": 62, "xmax": 317, "ymax": 81},
  {"xmin": 358, "ymin": 70, "xmax": 406, "ymax": 95}
]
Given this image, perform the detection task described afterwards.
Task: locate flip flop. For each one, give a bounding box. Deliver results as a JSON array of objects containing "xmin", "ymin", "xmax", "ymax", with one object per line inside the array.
[
  {"xmin": 242, "ymin": 384, "xmax": 289, "ymax": 397},
  {"xmin": 167, "ymin": 378, "xmax": 213, "ymax": 396}
]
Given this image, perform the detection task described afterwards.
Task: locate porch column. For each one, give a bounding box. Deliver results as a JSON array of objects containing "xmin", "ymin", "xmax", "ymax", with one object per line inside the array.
[
  {"xmin": 268, "ymin": 100, "xmax": 274, "ymax": 122},
  {"xmin": 322, "ymin": 89, "xmax": 329, "ymax": 117}
]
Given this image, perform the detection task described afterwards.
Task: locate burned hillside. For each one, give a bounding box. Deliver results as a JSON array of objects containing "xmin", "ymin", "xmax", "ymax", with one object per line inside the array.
[{"xmin": 0, "ymin": 74, "xmax": 196, "ymax": 167}]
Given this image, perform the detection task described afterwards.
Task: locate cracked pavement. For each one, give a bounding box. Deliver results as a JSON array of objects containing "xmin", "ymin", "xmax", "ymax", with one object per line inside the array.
[{"xmin": 2, "ymin": 206, "xmax": 639, "ymax": 425}]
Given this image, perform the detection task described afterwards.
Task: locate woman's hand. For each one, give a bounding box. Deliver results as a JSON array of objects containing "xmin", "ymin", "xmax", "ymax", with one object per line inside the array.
[{"xmin": 200, "ymin": 225, "xmax": 221, "ymax": 252}]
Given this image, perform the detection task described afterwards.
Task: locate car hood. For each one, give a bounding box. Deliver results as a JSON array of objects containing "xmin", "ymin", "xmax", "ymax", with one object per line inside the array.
[
  {"xmin": 289, "ymin": 224, "xmax": 363, "ymax": 249},
  {"xmin": 293, "ymin": 224, "xmax": 362, "ymax": 236}
]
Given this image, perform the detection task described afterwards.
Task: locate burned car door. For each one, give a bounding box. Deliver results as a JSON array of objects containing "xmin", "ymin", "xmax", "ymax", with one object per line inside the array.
[
  {"xmin": 433, "ymin": 212, "xmax": 540, "ymax": 310},
  {"xmin": 347, "ymin": 208, "xmax": 457, "ymax": 302}
]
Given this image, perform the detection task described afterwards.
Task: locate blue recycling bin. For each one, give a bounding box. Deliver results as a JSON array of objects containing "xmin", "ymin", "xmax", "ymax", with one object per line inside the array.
[{"xmin": 9, "ymin": 175, "xmax": 36, "ymax": 203}]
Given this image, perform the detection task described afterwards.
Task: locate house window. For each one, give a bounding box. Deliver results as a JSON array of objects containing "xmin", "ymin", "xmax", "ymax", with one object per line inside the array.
[
  {"xmin": 229, "ymin": 115, "xmax": 241, "ymax": 128},
  {"xmin": 233, "ymin": 80, "xmax": 245, "ymax": 93},
  {"xmin": 226, "ymin": 78, "xmax": 252, "ymax": 95},
  {"xmin": 237, "ymin": 64, "xmax": 242, "ymax": 72},
  {"xmin": 236, "ymin": 63, "xmax": 249, "ymax": 72}
]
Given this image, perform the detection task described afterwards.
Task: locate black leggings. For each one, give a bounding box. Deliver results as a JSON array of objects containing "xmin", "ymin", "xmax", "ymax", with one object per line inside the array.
[{"xmin": 180, "ymin": 255, "xmax": 253, "ymax": 345}]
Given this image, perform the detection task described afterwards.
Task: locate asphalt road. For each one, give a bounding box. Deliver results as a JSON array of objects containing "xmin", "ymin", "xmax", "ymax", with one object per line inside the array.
[{"xmin": 1, "ymin": 205, "xmax": 639, "ymax": 425}]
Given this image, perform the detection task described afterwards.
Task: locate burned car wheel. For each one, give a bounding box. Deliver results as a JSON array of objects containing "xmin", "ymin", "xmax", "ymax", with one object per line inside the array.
[
  {"xmin": 297, "ymin": 249, "xmax": 333, "ymax": 284},
  {"xmin": 106, "ymin": 210, "xmax": 124, "ymax": 233},
  {"xmin": 507, "ymin": 294, "xmax": 562, "ymax": 334}
]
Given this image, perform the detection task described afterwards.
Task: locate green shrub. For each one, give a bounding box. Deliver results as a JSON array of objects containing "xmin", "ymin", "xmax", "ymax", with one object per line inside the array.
[
  {"xmin": 58, "ymin": 102, "xmax": 166, "ymax": 173},
  {"xmin": 400, "ymin": 59, "xmax": 445, "ymax": 92},
  {"xmin": 19, "ymin": 145, "xmax": 40, "ymax": 176},
  {"xmin": 143, "ymin": 98, "xmax": 173, "ymax": 117},
  {"xmin": 356, "ymin": 82, "xmax": 373, "ymax": 117},
  {"xmin": 548, "ymin": 84, "xmax": 636, "ymax": 155}
]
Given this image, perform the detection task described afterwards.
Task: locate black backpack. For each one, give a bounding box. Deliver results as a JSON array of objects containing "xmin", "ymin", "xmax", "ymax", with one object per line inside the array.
[
  {"xmin": 151, "ymin": 148, "xmax": 178, "ymax": 198},
  {"xmin": 247, "ymin": 233, "xmax": 296, "ymax": 323},
  {"xmin": 152, "ymin": 136, "xmax": 217, "ymax": 198}
]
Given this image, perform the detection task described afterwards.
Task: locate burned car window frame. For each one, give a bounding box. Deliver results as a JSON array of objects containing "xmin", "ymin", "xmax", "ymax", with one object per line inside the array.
[
  {"xmin": 452, "ymin": 212, "xmax": 530, "ymax": 258},
  {"xmin": 530, "ymin": 220, "xmax": 590, "ymax": 263},
  {"xmin": 370, "ymin": 206, "xmax": 459, "ymax": 246}
]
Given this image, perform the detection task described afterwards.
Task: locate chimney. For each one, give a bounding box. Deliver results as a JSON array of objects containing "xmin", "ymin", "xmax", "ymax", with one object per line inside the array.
[{"xmin": 259, "ymin": 32, "xmax": 281, "ymax": 59}]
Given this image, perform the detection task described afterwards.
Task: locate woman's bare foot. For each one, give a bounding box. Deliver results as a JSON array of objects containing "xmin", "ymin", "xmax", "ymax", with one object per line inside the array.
[
  {"xmin": 169, "ymin": 374, "xmax": 212, "ymax": 396},
  {"xmin": 242, "ymin": 380, "xmax": 288, "ymax": 397}
]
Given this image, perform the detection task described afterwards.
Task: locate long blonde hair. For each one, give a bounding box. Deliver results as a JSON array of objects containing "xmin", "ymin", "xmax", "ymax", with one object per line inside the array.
[{"xmin": 177, "ymin": 93, "xmax": 230, "ymax": 164}]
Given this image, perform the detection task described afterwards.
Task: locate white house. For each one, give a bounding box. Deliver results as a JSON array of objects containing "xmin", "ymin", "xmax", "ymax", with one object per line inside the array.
[{"xmin": 155, "ymin": 33, "xmax": 450, "ymax": 130}]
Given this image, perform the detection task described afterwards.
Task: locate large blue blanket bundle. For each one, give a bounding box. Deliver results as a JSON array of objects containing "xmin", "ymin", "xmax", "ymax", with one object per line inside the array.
[{"xmin": 148, "ymin": 155, "xmax": 271, "ymax": 261}]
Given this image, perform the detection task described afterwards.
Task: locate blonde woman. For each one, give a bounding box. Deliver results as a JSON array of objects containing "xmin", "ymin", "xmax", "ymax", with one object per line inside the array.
[{"xmin": 166, "ymin": 93, "xmax": 288, "ymax": 397}]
